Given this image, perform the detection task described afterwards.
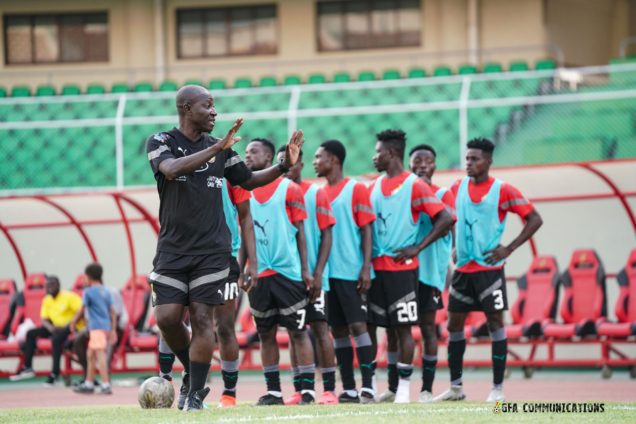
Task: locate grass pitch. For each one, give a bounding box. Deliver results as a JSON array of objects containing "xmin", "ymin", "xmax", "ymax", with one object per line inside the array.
[{"xmin": 0, "ymin": 402, "xmax": 634, "ymax": 423}]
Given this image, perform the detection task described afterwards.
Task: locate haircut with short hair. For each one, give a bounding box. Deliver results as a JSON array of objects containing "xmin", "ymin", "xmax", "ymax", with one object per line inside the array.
[
  {"xmin": 467, "ymin": 137, "xmax": 495, "ymax": 155},
  {"xmin": 409, "ymin": 144, "xmax": 436, "ymax": 158},
  {"xmin": 320, "ymin": 139, "xmax": 346, "ymax": 165},
  {"xmin": 252, "ymin": 138, "xmax": 276, "ymax": 158},
  {"xmin": 277, "ymin": 145, "xmax": 302, "ymax": 159},
  {"xmin": 85, "ymin": 262, "xmax": 103, "ymax": 282},
  {"xmin": 376, "ymin": 129, "xmax": 407, "ymax": 160},
  {"xmin": 46, "ymin": 275, "xmax": 60, "ymax": 286}
]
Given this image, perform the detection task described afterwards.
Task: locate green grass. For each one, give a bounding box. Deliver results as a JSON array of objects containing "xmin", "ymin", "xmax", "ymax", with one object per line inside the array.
[{"xmin": 0, "ymin": 402, "xmax": 633, "ymax": 423}]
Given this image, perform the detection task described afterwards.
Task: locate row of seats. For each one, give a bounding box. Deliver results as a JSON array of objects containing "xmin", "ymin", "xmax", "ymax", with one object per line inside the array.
[{"xmin": 0, "ymin": 59, "xmax": 557, "ymax": 97}]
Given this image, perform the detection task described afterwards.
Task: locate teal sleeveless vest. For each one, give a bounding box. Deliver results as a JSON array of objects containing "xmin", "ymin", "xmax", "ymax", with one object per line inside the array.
[
  {"xmin": 250, "ymin": 178, "xmax": 302, "ymax": 281},
  {"xmin": 221, "ymin": 179, "xmax": 240, "ymax": 258},
  {"xmin": 417, "ymin": 186, "xmax": 453, "ymax": 290},
  {"xmin": 304, "ymin": 184, "xmax": 330, "ymax": 291},
  {"xmin": 370, "ymin": 174, "xmax": 418, "ymax": 258},
  {"xmin": 456, "ymin": 176, "xmax": 507, "ymax": 268}
]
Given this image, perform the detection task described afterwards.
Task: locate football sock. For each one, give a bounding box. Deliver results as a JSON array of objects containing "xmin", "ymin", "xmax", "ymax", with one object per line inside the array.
[
  {"xmin": 387, "ymin": 351, "xmax": 398, "ymax": 393},
  {"xmin": 354, "ymin": 333, "xmax": 375, "ymax": 390},
  {"xmin": 321, "ymin": 367, "xmax": 337, "ymax": 392},
  {"xmin": 298, "ymin": 363, "xmax": 316, "ymax": 397},
  {"xmin": 422, "ymin": 355, "xmax": 438, "ymax": 392},
  {"xmin": 334, "ymin": 337, "xmax": 356, "ymax": 391},
  {"xmin": 292, "ymin": 366, "xmax": 301, "ymax": 392},
  {"xmin": 490, "ymin": 327, "xmax": 507, "ymax": 387},
  {"xmin": 448, "ymin": 331, "xmax": 466, "ymax": 386},
  {"xmin": 188, "ymin": 361, "xmax": 210, "ymax": 394},
  {"xmin": 264, "ymin": 364, "xmax": 281, "ymax": 395},
  {"xmin": 221, "ymin": 359, "xmax": 240, "ymax": 397}
]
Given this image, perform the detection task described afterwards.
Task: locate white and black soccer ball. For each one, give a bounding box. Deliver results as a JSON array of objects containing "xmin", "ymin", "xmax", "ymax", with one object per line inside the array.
[{"xmin": 138, "ymin": 376, "xmax": 175, "ymax": 409}]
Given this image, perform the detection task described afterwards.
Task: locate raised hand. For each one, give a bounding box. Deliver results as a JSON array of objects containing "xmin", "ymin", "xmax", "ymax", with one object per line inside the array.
[
  {"xmin": 282, "ymin": 130, "xmax": 304, "ymax": 168},
  {"xmin": 220, "ymin": 118, "xmax": 244, "ymax": 150}
]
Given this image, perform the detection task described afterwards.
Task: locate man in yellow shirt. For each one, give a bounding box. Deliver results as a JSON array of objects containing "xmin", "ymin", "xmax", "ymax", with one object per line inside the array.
[{"xmin": 10, "ymin": 276, "xmax": 82, "ymax": 385}]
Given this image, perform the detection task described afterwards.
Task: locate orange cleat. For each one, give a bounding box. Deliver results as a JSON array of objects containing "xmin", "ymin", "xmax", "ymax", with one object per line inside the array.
[
  {"xmin": 318, "ymin": 391, "xmax": 339, "ymax": 405},
  {"xmin": 284, "ymin": 392, "xmax": 302, "ymax": 405},
  {"xmin": 218, "ymin": 394, "xmax": 237, "ymax": 408}
]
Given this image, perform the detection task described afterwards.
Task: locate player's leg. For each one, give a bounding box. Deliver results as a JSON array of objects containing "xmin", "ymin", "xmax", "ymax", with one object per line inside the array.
[
  {"xmin": 49, "ymin": 326, "xmax": 70, "ymax": 384},
  {"xmin": 288, "ymin": 328, "xmax": 316, "ymax": 404},
  {"xmin": 157, "ymin": 335, "xmax": 176, "ymax": 381},
  {"xmin": 284, "ymin": 335, "xmax": 302, "ymax": 405},
  {"xmin": 377, "ymin": 328, "xmax": 398, "ymax": 402},
  {"xmin": 96, "ymin": 346, "xmax": 111, "ymax": 394},
  {"xmin": 418, "ymin": 284, "xmax": 443, "ymax": 403},
  {"xmin": 308, "ymin": 290, "xmax": 337, "ymax": 404},
  {"xmin": 72, "ymin": 329, "xmax": 89, "ymax": 383}
]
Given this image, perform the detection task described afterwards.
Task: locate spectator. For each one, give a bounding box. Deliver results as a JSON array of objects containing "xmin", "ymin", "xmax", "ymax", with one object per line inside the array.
[
  {"xmin": 70, "ymin": 263, "xmax": 117, "ymax": 395},
  {"xmin": 10, "ymin": 276, "xmax": 82, "ymax": 385}
]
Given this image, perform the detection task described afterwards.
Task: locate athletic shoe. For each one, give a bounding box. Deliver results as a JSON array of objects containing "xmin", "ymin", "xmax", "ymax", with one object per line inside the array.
[
  {"xmin": 318, "ymin": 391, "xmax": 338, "ymax": 405},
  {"xmin": 298, "ymin": 392, "xmax": 315, "ymax": 405},
  {"xmin": 100, "ymin": 385, "xmax": 113, "ymax": 395},
  {"xmin": 433, "ymin": 385, "xmax": 466, "ymax": 401},
  {"xmin": 177, "ymin": 374, "xmax": 190, "ymax": 410},
  {"xmin": 394, "ymin": 380, "xmax": 410, "ymax": 404},
  {"xmin": 185, "ymin": 387, "xmax": 210, "ymax": 411},
  {"xmin": 376, "ymin": 389, "xmax": 396, "ymax": 403},
  {"xmin": 218, "ymin": 394, "xmax": 236, "ymax": 408},
  {"xmin": 256, "ymin": 393, "xmax": 284, "ymax": 406},
  {"xmin": 43, "ymin": 374, "xmax": 59, "ymax": 387},
  {"xmin": 284, "ymin": 392, "xmax": 302, "ymax": 405},
  {"xmin": 359, "ymin": 388, "xmax": 376, "ymax": 404},
  {"xmin": 10, "ymin": 368, "xmax": 35, "ymax": 382},
  {"xmin": 338, "ymin": 392, "xmax": 360, "ymax": 404},
  {"xmin": 418, "ymin": 390, "xmax": 434, "ymax": 403},
  {"xmin": 486, "ymin": 387, "xmax": 505, "ymax": 403},
  {"xmin": 73, "ymin": 382, "xmax": 95, "ymax": 394}
]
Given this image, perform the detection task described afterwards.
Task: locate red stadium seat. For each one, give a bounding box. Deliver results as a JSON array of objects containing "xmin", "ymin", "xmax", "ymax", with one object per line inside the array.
[
  {"xmin": 508, "ymin": 256, "xmax": 559, "ymax": 339},
  {"xmin": 71, "ymin": 274, "xmax": 87, "ymax": 296},
  {"xmin": 10, "ymin": 273, "xmax": 47, "ymax": 334},
  {"xmin": 121, "ymin": 275, "xmax": 151, "ymax": 331},
  {"xmin": 0, "ymin": 279, "xmax": 18, "ymax": 340},
  {"xmin": 543, "ymin": 250, "xmax": 607, "ymax": 338},
  {"xmin": 597, "ymin": 249, "xmax": 636, "ymax": 338}
]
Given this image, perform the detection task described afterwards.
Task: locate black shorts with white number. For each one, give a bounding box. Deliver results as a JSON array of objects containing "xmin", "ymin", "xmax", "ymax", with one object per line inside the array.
[
  {"xmin": 306, "ymin": 290, "xmax": 327, "ymax": 323},
  {"xmin": 418, "ymin": 283, "xmax": 444, "ymax": 315},
  {"xmin": 327, "ymin": 279, "xmax": 368, "ymax": 327},
  {"xmin": 448, "ymin": 269, "xmax": 508, "ymax": 313},
  {"xmin": 223, "ymin": 256, "xmax": 241, "ymax": 302},
  {"xmin": 248, "ymin": 274, "xmax": 309, "ymax": 331},
  {"xmin": 368, "ymin": 270, "xmax": 419, "ymax": 328}
]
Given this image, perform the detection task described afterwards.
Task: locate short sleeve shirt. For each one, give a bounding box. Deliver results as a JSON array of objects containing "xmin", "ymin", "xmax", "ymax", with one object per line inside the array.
[{"xmin": 83, "ymin": 285, "xmax": 113, "ymax": 331}]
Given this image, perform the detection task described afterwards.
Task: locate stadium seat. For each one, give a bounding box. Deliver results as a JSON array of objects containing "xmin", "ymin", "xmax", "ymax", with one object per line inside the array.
[
  {"xmin": 407, "ymin": 68, "xmax": 427, "ymax": 78},
  {"xmin": 308, "ymin": 73, "xmax": 327, "ymax": 84},
  {"xmin": 482, "ymin": 63, "xmax": 503, "ymax": 73},
  {"xmin": 508, "ymin": 256, "xmax": 560, "ymax": 339},
  {"xmin": 333, "ymin": 72, "xmax": 352, "ymax": 83},
  {"xmin": 134, "ymin": 82, "xmax": 154, "ymax": 92},
  {"xmin": 111, "ymin": 83, "xmax": 129, "ymax": 93},
  {"xmin": 543, "ymin": 249, "xmax": 607, "ymax": 338},
  {"xmin": 234, "ymin": 78, "xmax": 253, "ymax": 88},
  {"xmin": 0, "ymin": 279, "xmax": 17, "ymax": 340},
  {"xmin": 509, "ymin": 61, "xmax": 530, "ymax": 72},
  {"xmin": 458, "ymin": 65, "xmax": 478, "ymax": 75},
  {"xmin": 86, "ymin": 84, "xmax": 106, "ymax": 95},
  {"xmin": 207, "ymin": 79, "xmax": 226, "ymax": 90},
  {"xmin": 0, "ymin": 86, "xmax": 6, "ymax": 97},
  {"xmin": 259, "ymin": 76, "xmax": 277, "ymax": 87},
  {"xmin": 71, "ymin": 274, "xmax": 87, "ymax": 296},
  {"xmin": 433, "ymin": 66, "xmax": 452, "ymax": 77},
  {"xmin": 61, "ymin": 85, "xmax": 81, "ymax": 96},
  {"xmin": 283, "ymin": 75, "xmax": 302, "ymax": 86},
  {"xmin": 36, "ymin": 85, "xmax": 56, "ymax": 96},
  {"xmin": 11, "ymin": 86, "xmax": 32, "ymax": 97},
  {"xmin": 535, "ymin": 59, "xmax": 557, "ymax": 70},
  {"xmin": 158, "ymin": 80, "xmax": 178, "ymax": 91},
  {"xmin": 121, "ymin": 275, "xmax": 151, "ymax": 331},
  {"xmin": 10, "ymin": 273, "xmax": 47, "ymax": 335},
  {"xmin": 357, "ymin": 71, "xmax": 376, "ymax": 81},
  {"xmin": 597, "ymin": 249, "xmax": 636, "ymax": 338},
  {"xmin": 382, "ymin": 69, "xmax": 401, "ymax": 80}
]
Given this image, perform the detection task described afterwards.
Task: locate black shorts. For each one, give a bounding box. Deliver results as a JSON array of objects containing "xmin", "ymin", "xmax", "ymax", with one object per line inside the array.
[
  {"xmin": 305, "ymin": 290, "xmax": 327, "ymax": 323},
  {"xmin": 327, "ymin": 279, "xmax": 367, "ymax": 327},
  {"xmin": 150, "ymin": 251, "xmax": 229, "ymax": 306},
  {"xmin": 222, "ymin": 256, "xmax": 241, "ymax": 302},
  {"xmin": 448, "ymin": 269, "xmax": 508, "ymax": 313},
  {"xmin": 248, "ymin": 274, "xmax": 309, "ymax": 331},
  {"xmin": 418, "ymin": 284, "xmax": 444, "ymax": 315},
  {"xmin": 368, "ymin": 270, "xmax": 419, "ymax": 328}
]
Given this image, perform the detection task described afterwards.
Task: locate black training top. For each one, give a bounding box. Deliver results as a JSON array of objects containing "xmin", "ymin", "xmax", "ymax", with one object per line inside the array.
[{"xmin": 146, "ymin": 128, "xmax": 252, "ymax": 255}]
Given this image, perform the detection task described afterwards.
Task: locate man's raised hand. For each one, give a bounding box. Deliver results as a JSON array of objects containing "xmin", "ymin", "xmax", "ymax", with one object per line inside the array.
[
  {"xmin": 282, "ymin": 130, "xmax": 304, "ymax": 168},
  {"xmin": 220, "ymin": 118, "xmax": 244, "ymax": 150}
]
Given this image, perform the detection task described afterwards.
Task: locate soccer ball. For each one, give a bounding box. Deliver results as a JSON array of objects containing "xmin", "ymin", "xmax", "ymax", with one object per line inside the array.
[{"xmin": 138, "ymin": 376, "xmax": 175, "ymax": 409}]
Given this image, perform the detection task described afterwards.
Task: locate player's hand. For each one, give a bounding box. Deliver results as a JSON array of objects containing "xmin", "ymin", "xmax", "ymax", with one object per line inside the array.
[
  {"xmin": 309, "ymin": 272, "xmax": 322, "ymax": 303},
  {"xmin": 302, "ymin": 270, "xmax": 315, "ymax": 300},
  {"xmin": 109, "ymin": 330, "xmax": 117, "ymax": 344},
  {"xmin": 357, "ymin": 265, "xmax": 372, "ymax": 294},
  {"xmin": 484, "ymin": 245, "xmax": 512, "ymax": 265},
  {"xmin": 241, "ymin": 260, "xmax": 259, "ymax": 293},
  {"xmin": 393, "ymin": 245, "xmax": 420, "ymax": 263},
  {"xmin": 220, "ymin": 118, "xmax": 244, "ymax": 150},
  {"xmin": 282, "ymin": 130, "xmax": 304, "ymax": 168},
  {"xmin": 452, "ymin": 248, "xmax": 457, "ymax": 264}
]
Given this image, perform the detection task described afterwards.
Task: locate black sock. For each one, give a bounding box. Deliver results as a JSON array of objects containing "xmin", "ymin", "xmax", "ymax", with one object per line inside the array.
[
  {"xmin": 174, "ymin": 347, "xmax": 190, "ymax": 372},
  {"xmin": 397, "ymin": 363, "xmax": 413, "ymax": 380},
  {"xmin": 221, "ymin": 371, "xmax": 239, "ymax": 397},
  {"xmin": 448, "ymin": 339, "xmax": 466, "ymax": 386},
  {"xmin": 188, "ymin": 361, "xmax": 210, "ymax": 394},
  {"xmin": 422, "ymin": 356, "xmax": 438, "ymax": 392},
  {"xmin": 356, "ymin": 345, "xmax": 375, "ymax": 390},
  {"xmin": 492, "ymin": 339, "xmax": 507, "ymax": 386},
  {"xmin": 335, "ymin": 346, "xmax": 356, "ymax": 391},
  {"xmin": 387, "ymin": 364, "xmax": 398, "ymax": 392},
  {"xmin": 292, "ymin": 367, "xmax": 301, "ymax": 392},
  {"xmin": 300, "ymin": 373, "xmax": 315, "ymax": 394},
  {"xmin": 264, "ymin": 365, "xmax": 281, "ymax": 393},
  {"xmin": 321, "ymin": 367, "xmax": 336, "ymax": 392},
  {"xmin": 158, "ymin": 352, "xmax": 175, "ymax": 377}
]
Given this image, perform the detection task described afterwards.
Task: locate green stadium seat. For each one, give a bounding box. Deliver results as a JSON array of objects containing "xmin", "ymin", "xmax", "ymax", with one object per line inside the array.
[
  {"xmin": 234, "ymin": 78, "xmax": 253, "ymax": 88},
  {"xmin": 111, "ymin": 83, "xmax": 129, "ymax": 93},
  {"xmin": 535, "ymin": 59, "xmax": 557, "ymax": 70},
  {"xmin": 509, "ymin": 61, "xmax": 529, "ymax": 72},
  {"xmin": 11, "ymin": 86, "xmax": 32, "ymax": 97},
  {"xmin": 159, "ymin": 80, "xmax": 178, "ymax": 91},
  {"xmin": 407, "ymin": 68, "xmax": 427, "ymax": 78},
  {"xmin": 36, "ymin": 85, "xmax": 56, "ymax": 96},
  {"xmin": 357, "ymin": 71, "xmax": 376, "ymax": 81},
  {"xmin": 0, "ymin": 86, "xmax": 8, "ymax": 97},
  {"xmin": 458, "ymin": 65, "xmax": 477, "ymax": 75},
  {"xmin": 333, "ymin": 72, "xmax": 351, "ymax": 83},
  {"xmin": 308, "ymin": 73, "xmax": 326, "ymax": 84},
  {"xmin": 61, "ymin": 85, "xmax": 81, "ymax": 96},
  {"xmin": 433, "ymin": 66, "xmax": 452, "ymax": 77},
  {"xmin": 482, "ymin": 63, "xmax": 503, "ymax": 73},
  {"xmin": 382, "ymin": 69, "xmax": 401, "ymax": 80},
  {"xmin": 208, "ymin": 79, "xmax": 226, "ymax": 90},
  {"xmin": 184, "ymin": 79, "xmax": 204, "ymax": 87},
  {"xmin": 259, "ymin": 76, "xmax": 277, "ymax": 87},
  {"xmin": 134, "ymin": 82, "xmax": 154, "ymax": 92},
  {"xmin": 86, "ymin": 84, "xmax": 106, "ymax": 94},
  {"xmin": 283, "ymin": 75, "xmax": 302, "ymax": 86}
]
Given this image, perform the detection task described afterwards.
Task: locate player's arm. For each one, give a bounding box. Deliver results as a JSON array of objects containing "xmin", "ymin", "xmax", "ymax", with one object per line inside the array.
[
  {"xmin": 313, "ymin": 226, "xmax": 333, "ymax": 292},
  {"xmin": 159, "ymin": 118, "xmax": 243, "ymax": 179},
  {"xmin": 358, "ymin": 223, "xmax": 373, "ymax": 294},
  {"xmin": 294, "ymin": 221, "xmax": 316, "ymax": 302},
  {"xmin": 69, "ymin": 305, "xmax": 85, "ymax": 333},
  {"xmin": 485, "ymin": 209, "xmax": 543, "ymax": 264},
  {"xmin": 236, "ymin": 200, "xmax": 258, "ymax": 292},
  {"xmin": 394, "ymin": 209, "xmax": 454, "ymax": 262},
  {"xmin": 240, "ymin": 130, "xmax": 304, "ymax": 190}
]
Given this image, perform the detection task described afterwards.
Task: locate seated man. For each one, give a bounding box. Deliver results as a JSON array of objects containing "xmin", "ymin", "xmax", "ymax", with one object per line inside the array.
[{"xmin": 10, "ymin": 276, "xmax": 82, "ymax": 385}]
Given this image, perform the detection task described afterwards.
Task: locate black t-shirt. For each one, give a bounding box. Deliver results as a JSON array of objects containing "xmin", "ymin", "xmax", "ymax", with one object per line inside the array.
[{"xmin": 146, "ymin": 128, "xmax": 252, "ymax": 255}]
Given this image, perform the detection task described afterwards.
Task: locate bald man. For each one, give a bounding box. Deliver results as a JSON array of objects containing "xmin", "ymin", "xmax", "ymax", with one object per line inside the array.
[{"xmin": 145, "ymin": 85, "xmax": 304, "ymax": 411}]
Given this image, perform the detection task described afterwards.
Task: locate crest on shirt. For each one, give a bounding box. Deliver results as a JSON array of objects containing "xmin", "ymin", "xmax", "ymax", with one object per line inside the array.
[
  {"xmin": 153, "ymin": 133, "xmax": 171, "ymax": 144},
  {"xmin": 206, "ymin": 176, "xmax": 223, "ymax": 189}
]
